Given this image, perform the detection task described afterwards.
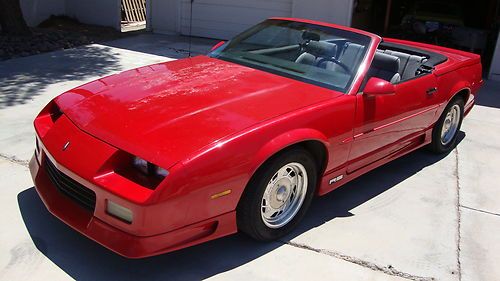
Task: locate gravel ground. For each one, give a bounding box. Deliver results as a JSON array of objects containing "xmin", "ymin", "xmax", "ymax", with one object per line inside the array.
[{"xmin": 0, "ymin": 16, "xmax": 140, "ymax": 61}]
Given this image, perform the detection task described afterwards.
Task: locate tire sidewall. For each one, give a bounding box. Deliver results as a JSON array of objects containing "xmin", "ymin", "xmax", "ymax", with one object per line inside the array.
[
  {"xmin": 432, "ymin": 97, "xmax": 464, "ymax": 153},
  {"xmin": 239, "ymin": 148, "xmax": 317, "ymax": 240}
]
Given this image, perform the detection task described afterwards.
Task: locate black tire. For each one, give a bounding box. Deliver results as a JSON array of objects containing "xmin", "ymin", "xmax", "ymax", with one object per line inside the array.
[
  {"xmin": 237, "ymin": 147, "xmax": 317, "ymax": 241},
  {"xmin": 429, "ymin": 97, "xmax": 464, "ymax": 154}
]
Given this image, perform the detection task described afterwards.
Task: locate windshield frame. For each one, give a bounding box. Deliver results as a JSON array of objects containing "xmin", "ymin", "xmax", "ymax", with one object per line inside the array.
[{"xmin": 208, "ymin": 18, "xmax": 376, "ymax": 94}]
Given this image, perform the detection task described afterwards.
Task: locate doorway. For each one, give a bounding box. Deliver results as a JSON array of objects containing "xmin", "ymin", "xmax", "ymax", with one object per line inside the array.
[
  {"xmin": 120, "ymin": 0, "xmax": 147, "ymax": 32},
  {"xmin": 351, "ymin": 0, "xmax": 500, "ymax": 74}
]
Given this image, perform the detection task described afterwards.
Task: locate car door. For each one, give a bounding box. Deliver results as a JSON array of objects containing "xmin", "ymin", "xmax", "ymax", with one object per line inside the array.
[{"xmin": 347, "ymin": 74, "xmax": 440, "ymax": 173}]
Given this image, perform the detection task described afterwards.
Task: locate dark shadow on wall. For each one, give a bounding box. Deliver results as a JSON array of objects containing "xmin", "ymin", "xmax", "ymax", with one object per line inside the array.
[
  {"xmin": 476, "ymin": 79, "xmax": 500, "ymax": 109},
  {"xmin": 18, "ymin": 134, "xmax": 464, "ymax": 281},
  {"xmin": 0, "ymin": 45, "xmax": 122, "ymax": 109}
]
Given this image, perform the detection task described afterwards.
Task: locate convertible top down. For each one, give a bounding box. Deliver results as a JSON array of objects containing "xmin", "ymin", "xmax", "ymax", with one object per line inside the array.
[{"xmin": 30, "ymin": 18, "xmax": 482, "ymax": 258}]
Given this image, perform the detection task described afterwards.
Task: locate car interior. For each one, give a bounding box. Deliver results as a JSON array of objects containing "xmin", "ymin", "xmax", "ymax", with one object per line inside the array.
[
  {"xmin": 293, "ymin": 38, "xmax": 434, "ymax": 84},
  {"xmin": 222, "ymin": 26, "xmax": 447, "ymax": 91},
  {"xmin": 251, "ymin": 37, "xmax": 437, "ymax": 85}
]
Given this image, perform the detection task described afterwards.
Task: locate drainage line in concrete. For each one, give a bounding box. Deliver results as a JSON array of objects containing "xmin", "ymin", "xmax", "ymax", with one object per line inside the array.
[
  {"xmin": 454, "ymin": 148, "xmax": 463, "ymax": 281},
  {"xmin": 0, "ymin": 153, "xmax": 29, "ymax": 167},
  {"xmin": 282, "ymin": 240, "xmax": 435, "ymax": 281}
]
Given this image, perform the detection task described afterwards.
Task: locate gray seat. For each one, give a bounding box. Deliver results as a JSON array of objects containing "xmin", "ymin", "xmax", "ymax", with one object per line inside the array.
[
  {"xmin": 367, "ymin": 52, "xmax": 401, "ymax": 84},
  {"xmin": 384, "ymin": 50, "xmax": 410, "ymax": 75},
  {"xmin": 403, "ymin": 55, "xmax": 427, "ymax": 80},
  {"xmin": 329, "ymin": 42, "xmax": 365, "ymax": 72},
  {"xmin": 383, "ymin": 49, "xmax": 427, "ymax": 80},
  {"xmin": 295, "ymin": 41, "xmax": 337, "ymax": 67},
  {"xmin": 339, "ymin": 42, "xmax": 364, "ymax": 65}
]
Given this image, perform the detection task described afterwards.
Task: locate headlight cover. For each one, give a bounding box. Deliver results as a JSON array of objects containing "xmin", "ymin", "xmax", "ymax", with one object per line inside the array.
[
  {"xmin": 112, "ymin": 153, "xmax": 169, "ymax": 190},
  {"xmin": 132, "ymin": 156, "xmax": 169, "ymax": 178}
]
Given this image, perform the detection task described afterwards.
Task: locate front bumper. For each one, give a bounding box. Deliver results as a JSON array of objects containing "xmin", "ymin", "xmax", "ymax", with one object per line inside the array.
[{"xmin": 30, "ymin": 152, "xmax": 236, "ymax": 258}]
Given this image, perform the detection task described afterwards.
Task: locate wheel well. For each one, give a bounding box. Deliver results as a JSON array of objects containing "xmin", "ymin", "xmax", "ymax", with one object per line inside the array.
[
  {"xmin": 239, "ymin": 140, "xmax": 328, "ymax": 208},
  {"xmin": 452, "ymin": 88, "xmax": 470, "ymax": 104},
  {"xmin": 295, "ymin": 140, "xmax": 328, "ymax": 177},
  {"xmin": 248, "ymin": 140, "xmax": 328, "ymax": 188}
]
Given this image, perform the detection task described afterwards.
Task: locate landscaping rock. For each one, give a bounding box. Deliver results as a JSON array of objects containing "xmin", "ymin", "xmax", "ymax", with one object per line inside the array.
[{"xmin": 0, "ymin": 15, "xmax": 140, "ymax": 61}]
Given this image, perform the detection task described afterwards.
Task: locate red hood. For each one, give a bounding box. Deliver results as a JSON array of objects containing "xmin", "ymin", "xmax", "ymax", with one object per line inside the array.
[{"xmin": 56, "ymin": 56, "xmax": 340, "ymax": 168}]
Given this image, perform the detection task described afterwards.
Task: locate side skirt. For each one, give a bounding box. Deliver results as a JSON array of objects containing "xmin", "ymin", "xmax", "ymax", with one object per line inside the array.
[{"xmin": 317, "ymin": 128, "xmax": 433, "ymax": 196}]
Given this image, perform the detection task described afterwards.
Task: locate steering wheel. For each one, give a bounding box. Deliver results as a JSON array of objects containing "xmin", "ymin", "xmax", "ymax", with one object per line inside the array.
[
  {"xmin": 317, "ymin": 57, "xmax": 352, "ymax": 74},
  {"xmin": 299, "ymin": 40, "xmax": 311, "ymax": 53}
]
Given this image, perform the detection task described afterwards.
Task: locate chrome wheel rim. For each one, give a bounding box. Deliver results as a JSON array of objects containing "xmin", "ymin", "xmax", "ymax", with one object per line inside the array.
[
  {"xmin": 261, "ymin": 162, "xmax": 308, "ymax": 229},
  {"xmin": 441, "ymin": 104, "xmax": 461, "ymax": 146}
]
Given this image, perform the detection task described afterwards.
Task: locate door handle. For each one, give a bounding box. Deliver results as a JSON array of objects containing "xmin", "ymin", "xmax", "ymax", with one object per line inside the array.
[{"xmin": 426, "ymin": 87, "xmax": 437, "ymax": 96}]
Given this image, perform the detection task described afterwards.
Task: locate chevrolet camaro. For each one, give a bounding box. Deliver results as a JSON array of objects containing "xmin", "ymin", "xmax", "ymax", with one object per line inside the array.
[{"xmin": 29, "ymin": 18, "xmax": 483, "ymax": 258}]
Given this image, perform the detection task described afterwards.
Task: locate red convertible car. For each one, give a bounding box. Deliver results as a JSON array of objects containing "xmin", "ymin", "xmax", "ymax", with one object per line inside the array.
[{"xmin": 29, "ymin": 18, "xmax": 482, "ymax": 258}]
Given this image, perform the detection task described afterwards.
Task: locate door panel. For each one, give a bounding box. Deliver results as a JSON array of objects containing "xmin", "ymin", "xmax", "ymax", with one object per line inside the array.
[{"xmin": 347, "ymin": 74, "xmax": 440, "ymax": 173}]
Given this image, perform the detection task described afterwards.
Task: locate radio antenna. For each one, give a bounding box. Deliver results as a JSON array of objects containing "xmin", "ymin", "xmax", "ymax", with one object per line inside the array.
[{"xmin": 188, "ymin": 0, "xmax": 194, "ymax": 57}]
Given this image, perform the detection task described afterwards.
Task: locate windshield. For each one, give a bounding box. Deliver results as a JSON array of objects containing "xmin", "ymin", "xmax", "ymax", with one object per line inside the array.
[{"xmin": 209, "ymin": 19, "xmax": 371, "ymax": 93}]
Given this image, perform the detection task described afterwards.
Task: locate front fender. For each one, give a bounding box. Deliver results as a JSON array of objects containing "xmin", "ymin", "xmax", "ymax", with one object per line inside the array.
[{"xmin": 250, "ymin": 128, "xmax": 330, "ymax": 176}]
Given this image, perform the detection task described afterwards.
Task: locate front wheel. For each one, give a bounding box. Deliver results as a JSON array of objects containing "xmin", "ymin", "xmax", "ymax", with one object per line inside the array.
[
  {"xmin": 237, "ymin": 148, "xmax": 317, "ymax": 241},
  {"xmin": 429, "ymin": 97, "xmax": 464, "ymax": 154}
]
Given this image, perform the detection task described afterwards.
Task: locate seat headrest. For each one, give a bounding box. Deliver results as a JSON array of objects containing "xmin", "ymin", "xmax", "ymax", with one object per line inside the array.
[
  {"xmin": 372, "ymin": 52, "xmax": 400, "ymax": 73},
  {"xmin": 302, "ymin": 31, "xmax": 320, "ymax": 41},
  {"xmin": 305, "ymin": 41, "xmax": 337, "ymax": 58}
]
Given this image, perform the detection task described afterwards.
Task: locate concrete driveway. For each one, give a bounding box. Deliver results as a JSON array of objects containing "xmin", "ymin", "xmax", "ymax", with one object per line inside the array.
[{"xmin": 1, "ymin": 34, "xmax": 499, "ymax": 281}]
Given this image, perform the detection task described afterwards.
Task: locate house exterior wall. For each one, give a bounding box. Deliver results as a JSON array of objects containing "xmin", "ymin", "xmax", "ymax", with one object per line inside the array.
[
  {"xmin": 291, "ymin": 0, "xmax": 353, "ymax": 26},
  {"xmin": 150, "ymin": 0, "xmax": 354, "ymax": 38},
  {"xmin": 179, "ymin": 0, "xmax": 294, "ymax": 39},
  {"xmin": 489, "ymin": 32, "xmax": 500, "ymax": 81},
  {"xmin": 149, "ymin": 0, "xmax": 181, "ymax": 34},
  {"xmin": 20, "ymin": 0, "xmax": 120, "ymax": 29},
  {"xmin": 65, "ymin": 0, "xmax": 121, "ymax": 29},
  {"xmin": 20, "ymin": 0, "xmax": 354, "ymax": 34},
  {"xmin": 20, "ymin": 0, "xmax": 66, "ymax": 26}
]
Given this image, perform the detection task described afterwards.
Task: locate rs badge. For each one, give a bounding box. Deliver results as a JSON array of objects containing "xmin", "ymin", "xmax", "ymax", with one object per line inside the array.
[{"xmin": 329, "ymin": 174, "xmax": 344, "ymax": 185}]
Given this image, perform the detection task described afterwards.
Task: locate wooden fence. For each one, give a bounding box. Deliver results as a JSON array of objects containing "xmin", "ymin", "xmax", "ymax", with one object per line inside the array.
[{"xmin": 121, "ymin": 0, "xmax": 146, "ymax": 22}]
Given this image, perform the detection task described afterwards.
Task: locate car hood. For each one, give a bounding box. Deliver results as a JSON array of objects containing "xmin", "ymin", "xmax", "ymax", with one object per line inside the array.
[{"xmin": 56, "ymin": 56, "xmax": 340, "ymax": 169}]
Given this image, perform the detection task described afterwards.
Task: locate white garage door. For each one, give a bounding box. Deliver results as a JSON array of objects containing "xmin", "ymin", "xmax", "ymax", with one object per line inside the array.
[{"xmin": 180, "ymin": 0, "xmax": 293, "ymax": 40}]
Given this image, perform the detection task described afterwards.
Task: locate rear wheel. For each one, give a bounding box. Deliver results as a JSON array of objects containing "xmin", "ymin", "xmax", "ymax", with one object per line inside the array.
[
  {"xmin": 237, "ymin": 148, "xmax": 317, "ymax": 241},
  {"xmin": 429, "ymin": 97, "xmax": 464, "ymax": 154}
]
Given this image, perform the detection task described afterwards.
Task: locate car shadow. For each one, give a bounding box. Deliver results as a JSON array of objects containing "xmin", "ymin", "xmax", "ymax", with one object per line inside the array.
[{"xmin": 17, "ymin": 133, "xmax": 464, "ymax": 281}]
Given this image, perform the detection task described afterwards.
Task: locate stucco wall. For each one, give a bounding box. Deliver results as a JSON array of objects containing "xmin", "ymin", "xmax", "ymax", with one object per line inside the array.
[
  {"xmin": 20, "ymin": 0, "xmax": 66, "ymax": 26},
  {"xmin": 489, "ymin": 32, "xmax": 500, "ymax": 81},
  {"xmin": 291, "ymin": 0, "xmax": 353, "ymax": 26},
  {"xmin": 20, "ymin": 0, "xmax": 120, "ymax": 29},
  {"xmin": 150, "ymin": 0, "xmax": 354, "ymax": 37},
  {"xmin": 65, "ymin": 0, "xmax": 120, "ymax": 29},
  {"xmin": 149, "ymin": 0, "xmax": 179, "ymax": 34},
  {"xmin": 21, "ymin": 0, "xmax": 354, "ymax": 35}
]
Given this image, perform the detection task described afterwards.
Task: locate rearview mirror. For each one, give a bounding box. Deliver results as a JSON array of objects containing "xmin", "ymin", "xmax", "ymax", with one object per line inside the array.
[
  {"xmin": 210, "ymin": 41, "xmax": 226, "ymax": 51},
  {"xmin": 363, "ymin": 77, "xmax": 395, "ymax": 96}
]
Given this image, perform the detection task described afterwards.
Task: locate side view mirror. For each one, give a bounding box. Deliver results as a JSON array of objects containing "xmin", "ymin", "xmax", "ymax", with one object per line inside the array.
[
  {"xmin": 210, "ymin": 41, "xmax": 226, "ymax": 51},
  {"xmin": 363, "ymin": 77, "xmax": 396, "ymax": 96}
]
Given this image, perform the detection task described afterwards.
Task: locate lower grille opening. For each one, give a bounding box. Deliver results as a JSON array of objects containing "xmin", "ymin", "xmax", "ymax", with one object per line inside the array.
[{"xmin": 44, "ymin": 157, "xmax": 96, "ymax": 211}]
